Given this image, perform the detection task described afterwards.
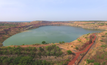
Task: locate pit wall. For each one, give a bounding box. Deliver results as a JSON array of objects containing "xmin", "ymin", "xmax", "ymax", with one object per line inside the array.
[{"xmin": 0, "ymin": 21, "xmax": 105, "ymax": 47}]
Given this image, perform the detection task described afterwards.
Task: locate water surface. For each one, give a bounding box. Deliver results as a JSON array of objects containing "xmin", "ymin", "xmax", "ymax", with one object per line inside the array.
[{"xmin": 3, "ymin": 26, "xmax": 102, "ymax": 46}]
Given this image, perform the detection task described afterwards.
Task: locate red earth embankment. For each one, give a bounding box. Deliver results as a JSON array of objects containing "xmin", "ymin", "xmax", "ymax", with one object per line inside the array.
[{"xmin": 68, "ymin": 33, "xmax": 96, "ymax": 65}]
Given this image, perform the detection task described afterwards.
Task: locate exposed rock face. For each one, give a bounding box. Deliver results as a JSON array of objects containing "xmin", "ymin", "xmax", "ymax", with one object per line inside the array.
[{"xmin": 0, "ymin": 21, "xmax": 107, "ymax": 47}]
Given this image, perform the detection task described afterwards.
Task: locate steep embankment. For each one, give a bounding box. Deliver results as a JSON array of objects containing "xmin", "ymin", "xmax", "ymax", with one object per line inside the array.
[
  {"xmin": 68, "ymin": 33, "xmax": 96, "ymax": 65},
  {"xmin": 0, "ymin": 21, "xmax": 107, "ymax": 47},
  {"xmin": 79, "ymin": 31, "xmax": 107, "ymax": 65}
]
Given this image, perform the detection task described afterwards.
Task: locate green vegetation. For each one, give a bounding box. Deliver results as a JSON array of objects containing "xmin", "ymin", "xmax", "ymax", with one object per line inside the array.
[
  {"xmin": 102, "ymin": 61, "xmax": 106, "ymax": 65},
  {"xmin": 67, "ymin": 50, "xmax": 72, "ymax": 55},
  {"xmin": 0, "ymin": 23, "xmax": 17, "ymax": 27},
  {"xmin": 77, "ymin": 39, "xmax": 81, "ymax": 42},
  {"xmin": 75, "ymin": 47, "xmax": 78, "ymax": 50},
  {"xmin": 100, "ymin": 40, "xmax": 103, "ymax": 42},
  {"xmin": 102, "ymin": 36, "xmax": 105, "ymax": 37},
  {"xmin": 105, "ymin": 33, "xmax": 107, "ymax": 35},
  {"xmin": 0, "ymin": 56, "xmax": 52, "ymax": 65},
  {"xmin": 42, "ymin": 41, "xmax": 47, "ymax": 44},
  {"xmin": 97, "ymin": 55, "xmax": 100, "ymax": 59},
  {"xmin": 59, "ymin": 41, "xmax": 65, "ymax": 44},
  {"xmin": 86, "ymin": 59, "xmax": 94, "ymax": 64},
  {"xmin": 71, "ymin": 46, "xmax": 73, "ymax": 47},
  {"xmin": 101, "ymin": 45, "xmax": 106, "ymax": 47},
  {"xmin": 105, "ymin": 58, "xmax": 107, "ymax": 60},
  {"xmin": 0, "ymin": 45, "xmax": 65, "ymax": 65},
  {"xmin": 87, "ymin": 33, "xmax": 90, "ymax": 36},
  {"xmin": 94, "ymin": 62, "xmax": 100, "ymax": 65}
]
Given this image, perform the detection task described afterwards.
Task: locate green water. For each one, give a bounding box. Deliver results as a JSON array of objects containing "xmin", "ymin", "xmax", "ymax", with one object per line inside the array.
[{"xmin": 3, "ymin": 26, "xmax": 102, "ymax": 46}]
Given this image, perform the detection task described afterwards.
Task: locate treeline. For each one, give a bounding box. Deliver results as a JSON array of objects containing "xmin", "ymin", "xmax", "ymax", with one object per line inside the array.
[
  {"xmin": 0, "ymin": 56, "xmax": 52, "ymax": 65},
  {"xmin": 0, "ymin": 45, "xmax": 69, "ymax": 65},
  {"xmin": 0, "ymin": 45, "xmax": 63, "ymax": 57}
]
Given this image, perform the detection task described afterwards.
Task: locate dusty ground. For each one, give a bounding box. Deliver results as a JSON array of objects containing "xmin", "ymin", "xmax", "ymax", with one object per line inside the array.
[{"xmin": 79, "ymin": 31, "xmax": 107, "ymax": 65}]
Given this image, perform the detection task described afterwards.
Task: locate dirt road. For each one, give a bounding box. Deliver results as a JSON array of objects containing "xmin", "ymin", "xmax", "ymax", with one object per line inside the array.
[{"xmin": 68, "ymin": 33, "xmax": 96, "ymax": 65}]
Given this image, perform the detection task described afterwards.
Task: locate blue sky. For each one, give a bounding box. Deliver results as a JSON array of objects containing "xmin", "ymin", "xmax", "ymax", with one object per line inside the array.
[{"xmin": 0, "ymin": 0, "xmax": 107, "ymax": 21}]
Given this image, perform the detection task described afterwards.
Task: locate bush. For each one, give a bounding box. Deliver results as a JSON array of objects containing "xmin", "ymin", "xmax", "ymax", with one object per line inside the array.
[
  {"xmin": 77, "ymin": 39, "xmax": 81, "ymax": 42},
  {"xmin": 100, "ymin": 54, "xmax": 104, "ymax": 59},
  {"xmin": 75, "ymin": 47, "xmax": 78, "ymax": 50},
  {"xmin": 94, "ymin": 62, "xmax": 100, "ymax": 65},
  {"xmin": 62, "ymin": 41, "xmax": 65, "ymax": 43},
  {"xmin": 86, "ymin": 59, "xmax": 94, "ymax": 64},
  {"xmin": 67, "ymin": 50, "xmax": 72, "ymax": 54},
  {"xmin": 59, "ymin": 41, "xmax": 65, "ymax": 44},
  {"xmin": 38, "ymin": 47, "xmax": 44, "ymax": 51},
  {"xmin": 18, "ymin": 56, "xmax": 33, "ymax": 65},
  {"xmin": 101, "ymin": 45, "xmax": 106, "ymax": 47},
  {"xmin": 102, "ymin": 36, "xmax": 105, "ymax": 37},
  {"xmin": 87, "ymin": 33, "xmax": 90, "ymax": 35},
  {"xmin": 103, "ymin": 61, "xmax": 106, "ymax": 65},
  {"xmin": 42, "ymin": 41, "xmax": 47, "ymax": 44},
  {"xmin": 100, "ymin": 40, "xmax": 103, "ymax": 42}
]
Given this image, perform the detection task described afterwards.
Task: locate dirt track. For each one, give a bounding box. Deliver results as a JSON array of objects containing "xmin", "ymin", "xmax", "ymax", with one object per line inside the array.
[{"xmin": 68, "ymin": 33, "xmax": 96, "ymax": 65}]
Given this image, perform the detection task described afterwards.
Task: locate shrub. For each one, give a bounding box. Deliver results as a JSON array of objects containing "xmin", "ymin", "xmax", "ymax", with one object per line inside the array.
[
  {"xmin": 75, "ymin": 47, "xmax": 78, "ymax": 50},
  {"xmin": 101, "ymin": 45, "xmax": 106, "ymax": 47},
  {"xmin": 105, "ymin": 58, "xmax": 107, "ymax": 60},
  {"xmin": 38, "ymin": 47, "xmax": 44, "ymax": 51},
  {"xmin": 103, "ymin": 61, "xmax": 106, "ymax": 65},
  {"xmin": 87, "ymin": 33, "xmax": 90, "ymax": 35},
  {"xmin": 102, "ymin": 36, "xmax": 105, "ymax": 37},
  {"xmin": 62, "ymin": 41, "xmax": 65, "ymax": 43},
  {"xmin": 86, "ymin": 59, "xmax": 94, "ymax": 64},
  {"xmin": 77, "ymin": 39, "xmax": 81, "ymax": 42},
  {"xmin": 71, "ymin": 46, "xmax": 73, "ymax": 47},
  {"xmin": 97, "ymin": 55, "xmax": 99, "ymax": 59},
  {"xmin": 100, "ymin": 54, "xmax": 104, "ymax": 59},
  {"xmin": 67, "ymin": 50, "xmax": 72, "ymax": 54},
  {"xmin": 94, "ymin": 62, "xmax": 100, "ymax": 65},
  {"xmin": 59, "ymin": 41, "xmax": 65, "ymax": 44},
  {"xmin": 100, "ymin": 40, "xmax": 103, "ymax": 42},
  {"xmin": 42, "ymin": 41, "xmax": 47, "ymax": 44},
  {"xmin": 18, "ymin": 56, "xmax": 33, "ymax": 65}
]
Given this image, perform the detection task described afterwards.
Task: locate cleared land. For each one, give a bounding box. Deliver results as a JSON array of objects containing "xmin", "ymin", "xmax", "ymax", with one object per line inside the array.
[{"xmin": 0, "ymin": 21, "xmax": 107, "ymax": 65}]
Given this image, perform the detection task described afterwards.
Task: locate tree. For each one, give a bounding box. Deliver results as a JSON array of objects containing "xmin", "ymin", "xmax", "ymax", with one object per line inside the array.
[
  {"xmin": 62, "ymin": 41, "xmax": 65, "ymax": 43},
  {"xmin": 42, "ymin": 41, "xmax": 47, "ymax": 44},
  {"xmin": 67, "ymin": 50, "xmax": 72, "ymax": 54}
]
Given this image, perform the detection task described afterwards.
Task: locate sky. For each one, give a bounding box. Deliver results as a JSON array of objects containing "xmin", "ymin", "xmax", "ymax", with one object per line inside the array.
[{"xmin": 0, "ymin": 0, "xmax": 107, "ymax": 21}]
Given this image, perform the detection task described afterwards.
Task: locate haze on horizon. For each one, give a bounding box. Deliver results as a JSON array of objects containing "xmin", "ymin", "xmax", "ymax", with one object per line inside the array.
[{"xmin": 0, "ymin": 0, "xmax": 107, "ymax": 22}]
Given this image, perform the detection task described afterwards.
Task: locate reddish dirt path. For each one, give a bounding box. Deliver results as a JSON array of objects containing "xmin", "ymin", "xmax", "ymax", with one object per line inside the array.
[{"xmin": 68, "ymin": 33, "xmax": 96, "ymax": 65}]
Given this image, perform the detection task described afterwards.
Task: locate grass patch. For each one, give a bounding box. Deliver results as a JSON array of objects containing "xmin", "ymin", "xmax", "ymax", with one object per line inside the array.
[
  {"xmin": 101, "ymin": 45, "xmax": 106, "ymax": 47},
  {"xmin": 105, "ymin": 33, "xmax": 107, "ymax": 35},
  {"xmin": 97, "ymin": 55, "xmax": 100, "ymax": 59},
  {"xmin": 86, "ymin": 59, "xmax": 94, "ymax": 64},
  {"xmin": 77, "ymin": 39, "xmax": 81, "ymax": 42},
  {"xmin": 100, "ymin": 40, "xmax": 103, "ymax": 42},
  {"xmin": 100, "ymin": 54, "xmax": 104, "ymax": 59},
  {"xmin": 94, "ymin": 62, "xmax": 100, "ymax": 65},
  {"xmin": 102, "ymin": 61, "xmax": 106, "ymax": 65},
  {"xmin": 105, "ymin": 52, "xmax": 107, "ymax": 55}
]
